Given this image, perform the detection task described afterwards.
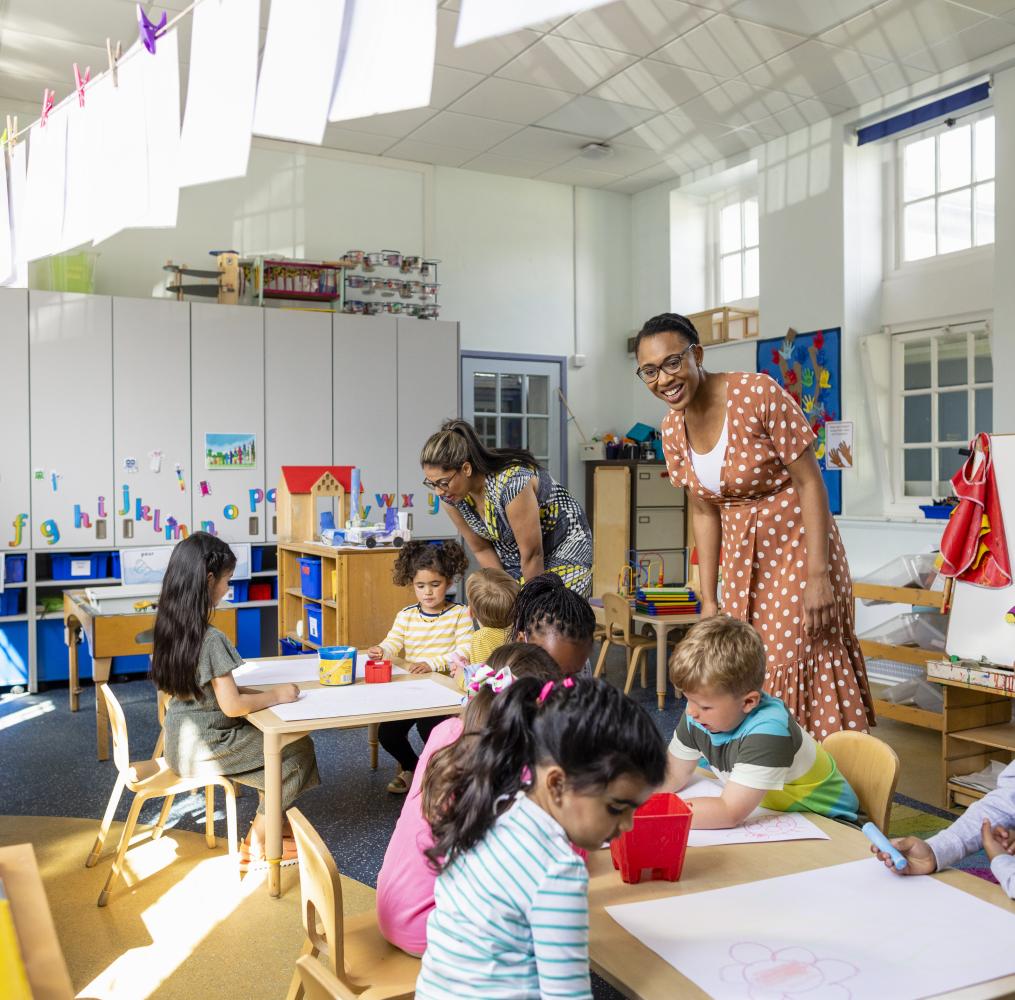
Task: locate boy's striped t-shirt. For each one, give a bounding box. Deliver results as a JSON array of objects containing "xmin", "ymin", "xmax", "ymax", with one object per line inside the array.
[
  {"xmin": 378, "ymin": 602, "xmax": 472, "ymax": 674},
  {"xmin": 416, "ymin": 794, "xmax": 592, "ymax": 1000},
  {"xmin": 669, "ymin": 693, "xmax": 860, "ymax": 821}
]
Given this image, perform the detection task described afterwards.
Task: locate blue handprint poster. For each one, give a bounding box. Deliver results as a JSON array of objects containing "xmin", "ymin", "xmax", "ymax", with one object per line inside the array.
[{"xmin": 756, "ymin": 327, "xmax": 842, "ymax": 515}]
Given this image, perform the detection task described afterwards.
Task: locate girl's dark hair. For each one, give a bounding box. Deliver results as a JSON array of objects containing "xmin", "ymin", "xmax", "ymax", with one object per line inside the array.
[
  {"xmin": 420, "ymin": 418, "xmax": 538, "ymax": 476},
  {"xmin": 422, "ymin": 643, "xmax": 561, "ymax": 828},
  {"xmin": 426, "ymin": 676, "xmax": 667, "ymax": 871},
  {"xmin": 515, "ymin": 572, "xmax": 596, "ymax": 644},
  {"xmin": 634, "ymin": 312, "xmax": 701, "ymax": 355},
  {"xmin": 149, "ymin": 532, "xmax": 237, "ymax": 701},
  {"xmin": 392, "ymin": 539, "xmax": 469, "ymax": 588}
]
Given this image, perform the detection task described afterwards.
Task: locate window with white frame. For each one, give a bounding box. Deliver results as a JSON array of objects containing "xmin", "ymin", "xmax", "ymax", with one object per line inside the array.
[
  {"xmin": 893, "ymin": 324, "xmax": 992, "ymax": 499},
  {"xmin": 899, "ymin": 113, "xmax": 994, "ymax": 263},
  {"xmin": 717, "ymin": 196, "xmax": 759, "ymax": 303}
]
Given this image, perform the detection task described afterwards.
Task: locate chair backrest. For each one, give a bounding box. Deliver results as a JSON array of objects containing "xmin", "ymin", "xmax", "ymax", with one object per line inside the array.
[
  {"xmin": 295, "ymin": 956, "xmax": 358, "ymax": 1000},
  {"xmin": 822, "ymin": 730, "xmax": 900, "ymax": 830},
  {"xmin": 98, "ymin": 684, "xmax": 132, "ymax": 774},
  {"xmin": 603, "ymin": 592, "xmax": 632, "ymax": 643},
  {"xmin": 288, "ymin": 807, "xmax": 345, "ymax": 981}
]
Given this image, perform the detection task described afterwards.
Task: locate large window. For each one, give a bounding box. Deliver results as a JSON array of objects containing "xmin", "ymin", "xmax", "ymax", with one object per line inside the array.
[
  {"xmin": 893, "ymin": 324, "xmax": 992, "ymax": 499},
  {"xmin": 717, "ymin": 197, "xmax": 758, "ymax": 303},
  {"xmin": 899, "ymin": 113, "xmax": 994, "ymax": 263}
]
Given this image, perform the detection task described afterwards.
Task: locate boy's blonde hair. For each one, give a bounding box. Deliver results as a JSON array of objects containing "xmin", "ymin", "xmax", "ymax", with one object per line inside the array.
[
  {"xmin": 465, "ymin": 568, "xmax": 519, "ymax": 629},
  {"xmin": 669, "ymin": 615, "xmax": 766, "ymax": 696}
]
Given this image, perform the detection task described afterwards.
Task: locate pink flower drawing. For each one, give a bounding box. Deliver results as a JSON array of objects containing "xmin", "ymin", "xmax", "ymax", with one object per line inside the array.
[{"xmin": 720, "ymin": 942, "xmax": 858, "ymax": 999}]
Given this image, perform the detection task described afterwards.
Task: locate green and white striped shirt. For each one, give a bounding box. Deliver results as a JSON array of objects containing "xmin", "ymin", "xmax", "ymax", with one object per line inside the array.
[{"xmin": 416, "ymin": 793, "xmax": 592, "ymax": 999}]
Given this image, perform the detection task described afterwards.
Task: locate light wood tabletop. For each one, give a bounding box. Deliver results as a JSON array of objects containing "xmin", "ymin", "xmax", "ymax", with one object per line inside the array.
[
  {"xmin": 246, "ymin": 655, "xmax": 462, "ymax": 897},
  {"xmin": 0, "ymin": 844, "xmax": 73, "ymax": 1000},
  {"xmin": 588, "ymin": 813, "xmax": 1015, "ymax": 999}
]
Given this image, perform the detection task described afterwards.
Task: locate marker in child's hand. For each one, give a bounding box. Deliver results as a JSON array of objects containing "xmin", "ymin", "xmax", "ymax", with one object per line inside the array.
[{"xmin": 863, "ymin": 821, "xmax": 907, "ymax": 870}]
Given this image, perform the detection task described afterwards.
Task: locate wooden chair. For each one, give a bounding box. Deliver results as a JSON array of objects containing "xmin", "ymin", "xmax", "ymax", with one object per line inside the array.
[
  {"xmin": 87, "ymin": 684, "xmax": 238, "ymax": 907},
  {"xmin": 295, "ymin": 956, "xmax": 358, "ymax": 1000},
  {"xmin": 823, "ymin": 730, "xmax": 901, "ymax": 830},
  {"xmin": 593, "ymin": 592, "xmax": 655, "ymax": 694},
  {"xmin": 286, "ymin": 808, "xmax": 419, "ymax": 1000}
]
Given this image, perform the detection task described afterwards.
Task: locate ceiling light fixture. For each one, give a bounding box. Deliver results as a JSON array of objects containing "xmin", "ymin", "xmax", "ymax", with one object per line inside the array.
[{"xmin": 580, "ymin": 142, "xmax": 613, "ymax": 160}]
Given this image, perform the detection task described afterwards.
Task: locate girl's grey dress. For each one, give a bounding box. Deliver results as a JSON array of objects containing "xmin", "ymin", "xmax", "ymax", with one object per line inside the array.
[{"xmin": 163, "ymin": 626, "xmax": 319, "ymax": 812}]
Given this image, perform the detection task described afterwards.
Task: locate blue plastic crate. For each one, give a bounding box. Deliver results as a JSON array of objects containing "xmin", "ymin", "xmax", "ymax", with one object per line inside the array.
[
  {"xmin": 252, "ymin": 547, "xmax": 264, "ymax": 572},
  {"xmin": 227, "ymin": 580, "xmax": 250, "ymax": 603},
  {"xmin": 37, "ymin": 618, "xmax": 147, "ymax": 682},
  {"xmin": 110, "ymin": 552, "xmax": 121, "ymax": 578},
  {"xmin": 51, "ymin": 552, "xmax": 108, "ymax": 580},
  {"xmin": 0, "ymin": 621, "xmax": 29, "ymax": 686},
  {"xmin": 279, "ymin": 637, "xmax": 302, "ymax": 655},
  {"xmin": 0, "ymin": 591, "xmax": 22, "ymax": 616},
  {"xmin": 4, "ymin": 554, "xmax": 27, "ymax": 583},
  {"xmin": 298, "ymin": 557, "xmax": 322, "ymax": 599},
  {"xmin": 306, "ymin": 605, "xmax": 324, "ymax": 644},
  {"xmin": 919, "ymin": 504, "xmax": 953, "ymax": 520},
  {"xmin": 235, "ymin": 608, "xmax": 261, "ymax": 658}
]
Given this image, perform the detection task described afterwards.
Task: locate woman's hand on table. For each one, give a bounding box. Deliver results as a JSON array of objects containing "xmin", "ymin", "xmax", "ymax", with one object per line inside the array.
[
  {"xmin": 803, "ymin": 572, "xmax": 836, "ymax": 635},
  {"xmin": 408, "ymin": 662, "xmax": 433, "ymax": 675}
]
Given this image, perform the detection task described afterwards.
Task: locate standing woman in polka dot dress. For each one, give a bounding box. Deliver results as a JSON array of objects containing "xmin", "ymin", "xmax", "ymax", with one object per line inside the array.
[{"xmin": 635, "ymin": 313, "xmax": 874, "ymax": 737}]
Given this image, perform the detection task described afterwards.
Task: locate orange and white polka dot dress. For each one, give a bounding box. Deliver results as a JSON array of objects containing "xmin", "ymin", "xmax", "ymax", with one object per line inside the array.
[{"xmin": 662, "ymin": 371, "xmax": 875, "ymax": 738}]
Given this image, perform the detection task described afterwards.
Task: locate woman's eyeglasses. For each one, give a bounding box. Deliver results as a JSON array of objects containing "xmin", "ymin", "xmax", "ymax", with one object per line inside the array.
[
  {"xmin": 635, "ymin": 345, "xmax": 695, "ymax": 384},
  {"xmin": 422, "ymin": 470, "xmax": 459, "ymax": 492}
]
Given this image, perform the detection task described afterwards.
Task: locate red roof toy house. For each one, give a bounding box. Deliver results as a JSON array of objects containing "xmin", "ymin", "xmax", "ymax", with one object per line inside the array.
[{"xmin": 276, "ymin": 466, "xmax": 353, "ymax": 541}]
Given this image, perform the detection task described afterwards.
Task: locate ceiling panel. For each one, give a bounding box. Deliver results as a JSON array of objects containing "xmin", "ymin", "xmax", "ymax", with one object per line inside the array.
[
  {"xmin": 536, "ymin": 161, "xmax": 625, "ymax": 186},
  {"xmin": 448, "ymin": 76, "xmax": 574, "ymax": 123},
  {"xmin": 679, "ymin": 80, "xmax": 799, "ymax": 127},
  {"xmin": 332, "ymin": 105, "xmax": 440, "ymax": 139},
  {"xmin": 384, "ymin": 138, "xmax": 474, "ymax": 167},
  {"xmin": 320, "ymin": 126, "xmax": 395, "ymax": 156},
  {"xmin": 537, "ymin": 94, "xmax": 658, "ymax": 136},
  {"xmin": 494, "ymin": 34, "xmax": 639, "ymax": 93},
  {"xmin": 743, "ymin": 38, "xmax": 888, "ymax": 97},
  {"xmin": 611, "ymin": 109, "xmax": 740, "ymax": 149},
  {"xmin": 487, "ymin": 125, "xmax": 600, "ymax": 164},
  {"xmin": 461, "ymin": 151, "xmax": 549, "ymax": 178},
  {"xmin": 727, "ymin": 0, "xmax": 883, "ymax": 34},
  {"xmin": 551, "ymin": 0, "xmax": 715, "ymax": 55},
  {"xmin": 434, "ymin": 7, "xmax": 542, "ymax": 75},
  {"xmin": 591, "ymin": 59, "xmax": 722, "ymax": 110},
  {"xmin": 408, "ymin": 110, "xmax": 522, "ymax": 151},
  {"xmin": 431, "ymin": 65, "xmax": 486, "ymax": 107},
  {"xmin": 906, "ymin": 14, "xmax": 1015, "ymax": 69}
]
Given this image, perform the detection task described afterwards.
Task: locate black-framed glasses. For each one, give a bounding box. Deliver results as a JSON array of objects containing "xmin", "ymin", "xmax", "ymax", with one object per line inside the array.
[
  {"xmin": 422, "ymin": 470, "xmax": 459, "ymax": 492},
  {"xmin": 636, "ymin": 345, "xmax": 695, "ymax": 384}
]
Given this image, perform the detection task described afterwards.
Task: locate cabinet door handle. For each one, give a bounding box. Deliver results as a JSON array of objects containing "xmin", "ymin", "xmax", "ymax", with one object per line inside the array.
[
  {"xmin": 249, "ymin": 516, "xmax": 259, "ymax": 535},
  {"xmin": 638, "ymin": 516, "xmax": 650, "ymax": 523},
  {"xmin": 639, "ymin": 472, "xmax": 650, "ymax": 480}
]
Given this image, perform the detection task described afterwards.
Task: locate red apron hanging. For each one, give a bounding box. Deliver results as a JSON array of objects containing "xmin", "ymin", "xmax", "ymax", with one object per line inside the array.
[{"xmin": 939, "ymin": 433, "xmax": 1011, "ymax": 588}]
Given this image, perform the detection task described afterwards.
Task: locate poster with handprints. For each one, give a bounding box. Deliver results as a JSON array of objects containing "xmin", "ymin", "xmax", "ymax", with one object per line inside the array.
[
  {"xmin": 756, "ymin": 327, "xmax": 842, "ymax": 514},
  {"xmin": 825, "ymin": 421, "xmax": 854, "ymax": 470}
]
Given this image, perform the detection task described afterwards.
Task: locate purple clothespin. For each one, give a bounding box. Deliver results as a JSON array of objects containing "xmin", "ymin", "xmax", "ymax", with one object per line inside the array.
[
  {"xmin": 138, "ymin": 5, "xmax": 167, "ymax": 54},
  {"xmin": 73, "ymin": 64, "xmax": 90, "ymax": 108},
  {"xmin": 40, "ymin": 89, "xmax": 54, "ymax": 127}
]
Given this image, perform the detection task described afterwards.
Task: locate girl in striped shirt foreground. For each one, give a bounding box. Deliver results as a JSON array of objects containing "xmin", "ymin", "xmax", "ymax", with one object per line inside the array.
[{"xmin": 417, "ymin": 676, "xmax": 668, "ymax": 999}]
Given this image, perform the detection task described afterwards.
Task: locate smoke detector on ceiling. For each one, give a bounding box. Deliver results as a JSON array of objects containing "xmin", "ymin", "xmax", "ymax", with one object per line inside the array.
[{"xmin": 580, "ymin": 142, "xmax": 613, "ymax": 160}]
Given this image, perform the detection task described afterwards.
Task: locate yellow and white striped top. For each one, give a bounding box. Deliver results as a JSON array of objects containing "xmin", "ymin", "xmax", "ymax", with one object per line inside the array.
[{"xmin": 378, "ymin": 603, "xmax": 473, "ymax": 674}]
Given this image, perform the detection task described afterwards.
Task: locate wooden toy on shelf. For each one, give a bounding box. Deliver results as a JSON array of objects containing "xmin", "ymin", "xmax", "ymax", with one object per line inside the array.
[
  {"xmin": 276, "ymin": 466, "xmax": 353, "ymax": 543},
  {"xmin": 164, "ymin": 251, "xmax": 240, "ymax": 304}
]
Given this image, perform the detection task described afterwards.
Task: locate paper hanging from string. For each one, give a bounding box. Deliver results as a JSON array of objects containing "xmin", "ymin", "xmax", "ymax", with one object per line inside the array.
[
  {"xmin": 60, "ymin": 103, "xmax": 96, "ymax": 252},
  {"xmin": 254, "ymin": 0, "xmax": 347, "ymax": 144},
  {"xmin": 179, "ymin": 0, "xmax": 260, "ymax": 188},
  {"xmin": 24, "ymin": 112, "xmax": 68, "ymax": 260},
  {"xmin": 329, "ymin": 0, "xmax": 437, "ymax": 123},
  {"xmin": 0, "ymin": 146, "xmax": 13, "ymax": 285},
  {"xmin": 454, "ymin": 0, "xmax": 614, "ymax": 47},
  {"xmin": 139, "ymin": 28, "xmax": 181, "ymax": 228},
  {"xmin": 8, "ymin": 142, "xmax": 28, "ymax": 287}
]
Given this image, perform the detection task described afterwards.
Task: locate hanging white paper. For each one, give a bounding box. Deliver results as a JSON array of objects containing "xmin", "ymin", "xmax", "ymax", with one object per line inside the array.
[
  {"xmin": 8, "ymin": 142, "xmax": 28, "ymax": 287},
  {"xmin": 24, "ymin": 112, "xmax": 68, "ymax": 261},
  {"xmin": 329, "ymin": 0, "xmax": 437, "ymax": 123},
  {"xmin": 455, "ymin": 0, "xmax": 614, "ymax": 47},
  {"xmin": 270, "ymin": 678, "xmax": 461, "ymax": 722},
  {"xmin": 179, "ymin": 0, "xmax": 260, "ymax": 188},
  {"xmin": 254, "ymin": 0, "xmax": 347, "ymax": 144},
  {"xmin": 139, "ymin": 29, "xmax": 181, "ymax": 227},
  {"xmin": 607, "ymin": 859, "xmax": 1015, "ymax": 1000},
  {"xmin": 60, "ymin": 103, "xmax": 96, "ymax": 252},
  {"xmin": 0, "ymin": 150, "xmax": 13, "ymax": 285}
]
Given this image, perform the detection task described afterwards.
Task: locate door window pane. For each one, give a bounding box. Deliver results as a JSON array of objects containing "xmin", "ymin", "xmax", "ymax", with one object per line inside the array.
[
  {"xmin": 501, "ymin": 416, "xmax": 523, "ymax": 448},
  {"xmin": 938, "ymin": 124, "xmax": 971, "ymax": 191},
  {"xmin": 903, "ymin": 340, "xmax": 931, "ymax": 389},
  {"xmin": 475, "ymin": 415, "xmax": 497, "ymax": 448},
  {"xmin": 904, "ymin": 200, "xmax": 935, "ymax": 261},
  {"xmin": 474, "ymin": 373, "xmax": 496, "ymax": 412},
  {"xmin": 975, "ymin": 116, "xmax": 995, "ymax": 182},
  {"xmin": 528, "ymin": 417, "xmax": 549, "ymax": 458},
  {"xmin": 904, "ymin": 394, "xmax": 931, "ymax": 442},
  {"xmin": 500, "ymin": 374, "xmax": 522, "ymax": 413},
  {"xmin": 974, "ymin": 332, "xmax": 992, "ymax": 383},
  {"xmin": 904, "ymin": 135, "xmax": 935, "ymax": 201},
  {"xmin": 974, "ymin": 181, "xmax": 994, "ymax": 246},
  {"xmin": 743, "ymin": 247, "xmax": 759, "ymax": 298},
  {"xmin": 721, "ymin": 253, "xmax": 741, "ymax": 302},
  {"xmin": 937, "ymin": 390, "xmax": 967, "ymax": 443},
  {"xmin": 937, "ymin": 187, "xmax": 971, "ymax": 255},
  {"xmin": 720, "ymin": 203, "xmax": 741, "ymax": 254},
  {"xmin": 904, "ymin": 449, "xmax": 932, "ymax": 496},
  {"xmin": 975, "ymin": 387, "xmax": 993, "ymax": 434},
  {"xmin": 937, "ymin": 333, "xmax": 967, "ymax": 387},
  {"xmin": 526, "ymin": 375, "xmax": 548, "ymax": 414}
]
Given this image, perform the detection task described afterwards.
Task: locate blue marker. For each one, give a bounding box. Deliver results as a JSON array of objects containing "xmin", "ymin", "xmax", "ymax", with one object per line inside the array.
[{"xmin": 863, "ymin": 821, "xmax": 907, "ymax": 871}]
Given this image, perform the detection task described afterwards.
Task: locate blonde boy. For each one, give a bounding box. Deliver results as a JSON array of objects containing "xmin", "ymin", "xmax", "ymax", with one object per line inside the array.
[
  {"xmin": 452, "ymin": 568, "xmax": 520, "ymax": 689},
  {"xmin": 666, "ymin": 616, "xmax": 859, "ymax": 828}
]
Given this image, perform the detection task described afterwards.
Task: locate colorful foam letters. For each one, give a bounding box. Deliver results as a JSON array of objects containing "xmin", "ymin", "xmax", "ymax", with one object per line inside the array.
[
  {"xmin": 8, "ymin": 513, "xmax": 28, "ymax": 548},
  {"xmin": 40, "ymin": 519, "xmax": 60, "ymax": 545}
]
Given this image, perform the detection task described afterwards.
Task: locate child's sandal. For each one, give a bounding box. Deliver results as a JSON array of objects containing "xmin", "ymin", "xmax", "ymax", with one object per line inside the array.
[{"xmin": 386, "ymin": 770, "xmax": 412, "ymax": 794}]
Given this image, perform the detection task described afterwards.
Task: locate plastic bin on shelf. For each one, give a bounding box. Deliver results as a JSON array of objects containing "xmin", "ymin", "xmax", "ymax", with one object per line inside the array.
[
  {"xmin": 251, "ymin": 547, "xmax": 264, "ymax": 572},
  {"xmin": 279, "ymin": 637, "xmax": 303, "ymax": 655},
  {"xmin": 227, "ymin": 580, "xmax": 250, "ymax": 603},
  {"xmin": 879, "ymin": 678, "xmax": 944, "ymax": 713},
  {"xmin": 0, "ymin": 590, "xmax": 22, "ymax": 616},
  {"xmin": 4, "ymin": 554, "xmax": 27, "ymax": 583},
  {"xmin": 855, "ymin": 554, "xmax": 942, "ymax": 605},
  {"xmin": 249, "ymin": 582, "xmax": 272, "ymax": 601},
  {"xmin": 858, "ymin": 612, "xmax": 948, "ymax": 651},
  {"xmin": 51, "ymin": 553, "xmax": 108, "ymax": 580},
  {"xmin": 306, "ymin": 605, "xmax": 324, "ymax": 644},
  {"xmin": 298, "ymin": 557, "xmax": 323, "ymax": 599},
  {"xmin": 610, "ymin": 793, "xmax": 692, "ymax": 884}
]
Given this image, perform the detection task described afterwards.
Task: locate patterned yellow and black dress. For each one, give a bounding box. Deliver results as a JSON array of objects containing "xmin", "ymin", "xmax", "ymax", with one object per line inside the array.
[{"xmin": 447, "ymin": 464, "xmax": 593, "ymax": 597}]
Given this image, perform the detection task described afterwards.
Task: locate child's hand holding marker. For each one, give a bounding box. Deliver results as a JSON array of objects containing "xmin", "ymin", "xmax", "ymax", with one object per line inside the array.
[
  {"xmin": 275, "ymin": 682, "xmax": 302, "ymax": 704},
  {"xmin": 981, "ymin": 820, "xmax": 1015, "ymax": 861},
  {"xmin": 864, "ymin": 822, "xmax": 936, "ymax": 875},
  {"xmin": 367, "ymin": 645, "xmax": 384, "ymax": 660}
]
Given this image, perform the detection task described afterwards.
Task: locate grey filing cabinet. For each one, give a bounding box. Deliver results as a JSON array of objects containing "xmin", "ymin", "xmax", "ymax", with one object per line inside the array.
[{"xmin": 584, "ymin": 460, "xmax": 687, "ymax": 585}]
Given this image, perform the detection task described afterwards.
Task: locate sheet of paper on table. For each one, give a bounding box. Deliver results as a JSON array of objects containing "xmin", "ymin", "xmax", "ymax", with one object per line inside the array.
[
  {"xmin": 606, "ymin": 859, "xmax": 1015, "ymax": 1000},
  {"xmin": 679, "ymin": 776, "xmax": 828, "ymax": 846},
  {"xmin": 234, "ymin": 654, "xmax": 407, "ymax": 686},
  {"xmin": 270, "ymin": 678, "xmax": 461, "ymax": 722}
]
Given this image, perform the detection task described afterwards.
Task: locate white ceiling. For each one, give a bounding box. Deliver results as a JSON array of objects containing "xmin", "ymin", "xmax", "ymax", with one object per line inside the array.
[{"xmin": 2, "ymin": 0, "xmax": 1015, "ymax": 193}]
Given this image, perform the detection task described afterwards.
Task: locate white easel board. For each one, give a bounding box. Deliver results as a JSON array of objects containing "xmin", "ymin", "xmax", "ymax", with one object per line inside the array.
[
  {"xmin": 607, "ymin": 859, "xmax": 1015, "ymax": 1000},
  {"xmin": 946, "ymin": 433, "xmax": 1015, "ymax": 666}
]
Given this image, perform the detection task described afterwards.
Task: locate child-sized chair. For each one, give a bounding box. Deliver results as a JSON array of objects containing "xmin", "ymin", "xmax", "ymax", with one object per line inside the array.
[
  {"xmin": 295, "ymin": 956, "xmax": 357, "ymax": 1000},
  {"xmin": 822, "ymin": 730, "xmax": 901, "ymax": 831},
  {"xmin": 286, "ymin": 808, "xmax": 418, "ymax": 1000},
  {"xmin": 87, "ymin": 684, "xmax": 238, "ymax": 907},
  {"xmin": 594, "ymin": 592, "xmax": 656, "ymax": 694}
]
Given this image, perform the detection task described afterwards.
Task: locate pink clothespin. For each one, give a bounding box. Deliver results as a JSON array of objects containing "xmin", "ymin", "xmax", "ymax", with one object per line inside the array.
[
  {"xmin": 73, "ymin": 63, "xmax": 90, "ymax": 108},
  {"xmin": 138, "ymin": 5, "xmax": 167, "ymax": 54},
  {"xmin": 40, "ymin": 89, "xmax": 54, "ymax": 127}
]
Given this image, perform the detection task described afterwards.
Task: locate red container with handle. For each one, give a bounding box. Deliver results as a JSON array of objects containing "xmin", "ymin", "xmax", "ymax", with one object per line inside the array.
[
  {"xmin": 610, "ymin": 792, "xmax": 693, "ymax": 884},
  {"xmin": 365, "ymin": 659, "xmax": 392, "ymax": 683}
]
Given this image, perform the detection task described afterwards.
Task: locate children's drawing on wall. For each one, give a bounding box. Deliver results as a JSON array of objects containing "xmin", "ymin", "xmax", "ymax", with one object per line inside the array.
[
  {"xmin": 205, "ymin": 432, "xmax": 256, "ymax": 470},
  {"xmin": 756, "ymin": 327, "xmax": 842, "ymax": 515}
]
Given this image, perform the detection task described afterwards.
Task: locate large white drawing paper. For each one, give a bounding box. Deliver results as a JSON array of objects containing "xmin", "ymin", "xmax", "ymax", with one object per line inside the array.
[
  {"xmin": 139, "ymin": 29, "xmax": 181, "ymax": 227},
  {"xmin": 271, "ymin": 678, "xmax": 461, "ymax": 722},
  {"xmin": 329, "ymin": 0, "xmax": 437, "ymax": 122},
  {"xmin": 254, "ymin": 0, "xmax": 347, "ymax": 144},
  {"xmin": 61, "ymin": 103, "xmax": 96, "ymax": 251},
  {"xmin": 233, "ymin": 657, "xmax": 323, "ymax": 685},
  {"xmin": 179, "ymin": 0, "xmax": 259, "ymax": 187},
  {"xmin": 455, "ymin": 0, "xmax": 614, "ymax": 46},
  {"xmin": 678, "ymin": 777, "xmax": 828, "ymax": 846},
  {"xmin": 8, "ymin": 142, "xmax": 28, "ymax": 286},
  {"xmin": 24, "ymin": 112, "xmax": 67, "ymax": 260},
  {"xmin": 0, "ymin": 149, "xmax": 13, "ymax": 284},
  {"xmin": 607, "ymin": 859, "xmax": 1015, "ymax": 1000}
]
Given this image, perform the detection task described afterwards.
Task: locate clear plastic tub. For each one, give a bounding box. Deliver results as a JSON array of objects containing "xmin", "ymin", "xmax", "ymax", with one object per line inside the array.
[
  {"xmin": 856, "ymin": 553, "xmax": 942, "ymax": 605},
  {"xmin": 879, "ymin": 678, "xmax": 944, "ymax": 713},
  {"xmin": 859, "ymin": 611, "xmax": 948, "ymax": 651}
]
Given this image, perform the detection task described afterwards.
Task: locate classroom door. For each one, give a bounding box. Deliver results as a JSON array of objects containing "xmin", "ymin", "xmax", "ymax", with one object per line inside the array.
[{"xmin": 461, "ymin": 355, "xmax": 563, "ymax": 483}]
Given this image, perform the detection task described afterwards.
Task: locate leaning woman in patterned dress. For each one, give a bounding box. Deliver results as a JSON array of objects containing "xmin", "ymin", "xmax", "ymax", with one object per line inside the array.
[
  {"xmin": 634, "ymin": 312, "xmax": 875, "ymax": 738},
  {"xmin": 420, "ymin": 419, "xmax": 593, "ymax": 598}
]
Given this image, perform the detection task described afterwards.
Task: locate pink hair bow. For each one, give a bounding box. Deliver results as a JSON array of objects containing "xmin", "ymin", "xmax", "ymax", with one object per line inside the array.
[
  {"xmin": 536, "ymin": 676, "xmax": 574, "ymax": 705},
  {"xmin": 467, "ymin": 664, "xmax": 514, "ymax": 700}
]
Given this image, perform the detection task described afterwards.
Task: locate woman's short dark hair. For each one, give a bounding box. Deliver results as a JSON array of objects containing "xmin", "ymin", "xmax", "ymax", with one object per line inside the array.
[{"xmin": 634, "ymin": 313, "xmax": 701, "ymax": 355}]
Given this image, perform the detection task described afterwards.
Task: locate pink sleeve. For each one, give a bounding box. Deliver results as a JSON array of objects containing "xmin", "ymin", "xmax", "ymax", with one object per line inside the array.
[{"xmin": 755, "ymin": 374, "xmax": 816, "ymax": 468}]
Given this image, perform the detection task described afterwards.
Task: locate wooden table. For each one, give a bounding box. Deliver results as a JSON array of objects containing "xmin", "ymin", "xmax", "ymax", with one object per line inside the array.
[
  {"xmin": 247, "ymin": 658, "xmax": 462, "ymax": 897},
  {"xmin": 588, "ymin": 814, "xmax": 1015, "ymax": 999},
  {"xmin": 631, "ymin": 611, "xmax": 701, "ymax": 710},
  {"xmin": 0, "ymin": 844, "xmax": 73, "ymax": 1000},
  {"xmin": 63, "ymin": 590, "xmax": 237, "ymax": 761}
]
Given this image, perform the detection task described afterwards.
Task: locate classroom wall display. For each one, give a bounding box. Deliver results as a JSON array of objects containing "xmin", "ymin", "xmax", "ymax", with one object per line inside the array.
[
  {"xmin": 755, "ymin": 327, "xmax": 842, "ymax": 515},
  {"xmin": 0, "ymin": 290, "xmax": 30, "ymax": 550},
  {"xmin": 205, "ymin": 433, "xmax": 257, "ymax": 470}
]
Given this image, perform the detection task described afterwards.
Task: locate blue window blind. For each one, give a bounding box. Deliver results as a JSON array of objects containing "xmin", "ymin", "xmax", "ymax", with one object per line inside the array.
[{"xmin": 856, "ymin": 82, "xmax": 990, "ymax": 146}]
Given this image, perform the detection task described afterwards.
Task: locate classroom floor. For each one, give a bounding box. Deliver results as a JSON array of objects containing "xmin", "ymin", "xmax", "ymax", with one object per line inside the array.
[{"xmin": 0, "ymin": 645, "xmax": 958, "ymax": 999}]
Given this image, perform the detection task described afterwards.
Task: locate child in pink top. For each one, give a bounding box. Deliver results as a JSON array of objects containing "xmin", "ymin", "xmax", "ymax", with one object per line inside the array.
[{"xmin": 375, "ymin": 643, "xmax": 562, "ymax": 955}]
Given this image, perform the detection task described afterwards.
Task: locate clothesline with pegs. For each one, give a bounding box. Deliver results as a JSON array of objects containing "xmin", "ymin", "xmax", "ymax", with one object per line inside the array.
[{"xmin": 3, "ymin": 0, "xmax": 201, "ymax": 149}]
